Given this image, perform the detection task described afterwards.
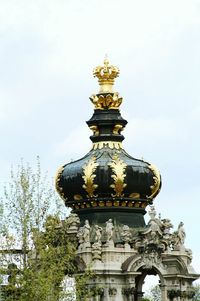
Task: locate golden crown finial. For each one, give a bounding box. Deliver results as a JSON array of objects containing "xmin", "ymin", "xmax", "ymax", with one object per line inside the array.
[{"xmin": 93, "ymin": 58, "xmax": 120, "ymax": 93}]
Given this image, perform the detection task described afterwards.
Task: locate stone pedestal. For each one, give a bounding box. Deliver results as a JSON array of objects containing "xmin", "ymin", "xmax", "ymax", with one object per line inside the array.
[{"xmin": 74, "ymin": 211, "xmax": 199, "ymax": 301}]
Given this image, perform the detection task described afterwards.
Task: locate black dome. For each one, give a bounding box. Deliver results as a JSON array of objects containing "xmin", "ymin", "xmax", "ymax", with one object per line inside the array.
[
  {"xmin": 55, "ymin": 59, "xmax": 161, "ymax": 227},
  {"xmin": 56, "ymin": 146, "xmax": 161, "ymax": 210}
]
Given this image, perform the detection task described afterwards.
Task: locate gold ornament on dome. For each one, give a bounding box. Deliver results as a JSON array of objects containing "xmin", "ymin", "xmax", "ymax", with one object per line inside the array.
[
  {"xmin": 148, "ymin": 164, "xmax": 161, "ymax": 200},
  {"xmin": 55, "ymin": 165, "xmax": 65, "ymax": 201},
  {"xmin": 108, "ymin": 154, "xmax": 127, "ymax": 197},
  {"xmin": 92, "ymin": 141, "xmax": 122, "ymax": 150},
  {"xmin": 90, "ymin": 92, "xmax": 123, "ymax": 110},
  {"xmin": 82, "ymin": 156, "xmax": 99, "ymax": 198}
]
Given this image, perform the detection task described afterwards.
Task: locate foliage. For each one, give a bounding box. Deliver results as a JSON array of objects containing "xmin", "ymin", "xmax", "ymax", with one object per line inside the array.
[
  {"xmin": 193, "ymin": 284, "xmax": 200, "ymax": 301},
  {"xmin": 0, "ymin": 158, "xmax": 90, "ymax": 301},
  {"xmin": 144, "ymin": 284, "xmax": 161, "ymax": 301},
  {"xmin": 150, "ymin": 285, "xmax": 161, "ymax": 301}
]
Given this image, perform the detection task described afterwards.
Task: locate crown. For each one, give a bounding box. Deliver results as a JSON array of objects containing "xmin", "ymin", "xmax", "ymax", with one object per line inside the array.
[{"xmin": 93, "ymin": 58, "xmax": 120, "ymax": 93}]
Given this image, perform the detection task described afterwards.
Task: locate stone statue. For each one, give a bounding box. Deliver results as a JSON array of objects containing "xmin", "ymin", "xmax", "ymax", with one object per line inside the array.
[
  {"xmin": 162, "ymin": 218, "xmax": 173, "ymax": 234},
  {"xmin": 172, "ymin": 221, "xmax": 186, "ymax": 249},
  {"xmin": 83, "ymin": 220, "xmax": 91, "ymax": 243},
  {"xmin": 177, "ymin": 222, "xmax": 185, "ymax": 245},
  {"xmin": 121, "ymin": 225, "xmax": 132, "ymax": 243},
  {"xmin": 77, "ymin": 227, "xmax": 84, "ymax": 244},
  {"xmin": 105, "ymin": 219, "xmax": 114, "ymax": 242},
  {"xmin": 94, "ymin": 225, "xmax": 102, "ymax": 243},
  {"xmin": 148, "ymin": 205, "xmax": 157, "ymax": 219}
]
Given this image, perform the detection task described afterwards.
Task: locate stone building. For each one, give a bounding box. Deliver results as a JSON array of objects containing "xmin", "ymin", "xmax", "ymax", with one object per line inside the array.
[{"xmin": 55, "ymin": 59, "xmax": 199, "ymax": 300}]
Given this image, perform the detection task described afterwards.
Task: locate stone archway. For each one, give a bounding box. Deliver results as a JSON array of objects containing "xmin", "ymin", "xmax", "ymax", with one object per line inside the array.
[{"xmin": 135, "ymin": 267, "xmax": 164, "ymax": 301}]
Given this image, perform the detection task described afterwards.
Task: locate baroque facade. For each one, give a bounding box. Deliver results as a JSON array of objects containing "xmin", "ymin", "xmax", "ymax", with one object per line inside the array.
[{"xmin": 56, "ymin": 59, "xmax": 199, "ymax": 300}]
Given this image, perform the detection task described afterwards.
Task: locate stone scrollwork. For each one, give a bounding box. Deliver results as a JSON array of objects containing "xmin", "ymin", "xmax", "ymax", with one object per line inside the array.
[
  {"xmin": 82, "ymin": 156, "xmax": 99, "ymax": 198},
  {"xmin": 92, "ymin": 241, "xmax": 102, "ymax": 260},
  {"xmin": 108, "ymin": 154, "xmax": 127, "ymax": 197},
  {"xmin": 65, "ymin": 213, "xmax": 80, "ymax": 232},
  {"xmin": 109, "ymin": 287, "xmax": 117, "ymax": 296},
  {"xmin": 142, "ymin": 250, "xmax": 163, "ymax": 270},
  {"xmin": 122, "ymin": 287, "xmax": 135, "ymax": 296}
]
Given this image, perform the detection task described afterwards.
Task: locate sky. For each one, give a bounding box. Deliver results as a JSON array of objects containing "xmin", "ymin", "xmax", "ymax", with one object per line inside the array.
[{"xmin": 0, "ymin": 0, "xmax": 200, "ymax": 289}]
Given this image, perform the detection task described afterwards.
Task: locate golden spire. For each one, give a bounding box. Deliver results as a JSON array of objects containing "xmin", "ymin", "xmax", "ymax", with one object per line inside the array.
[
  {"xmin": 93, "ymin": 57, "xmax": 120, "ymax": 93},
  {"xmin": 90, "ymin": 58, "xmax": 123, "ymax": 110}
]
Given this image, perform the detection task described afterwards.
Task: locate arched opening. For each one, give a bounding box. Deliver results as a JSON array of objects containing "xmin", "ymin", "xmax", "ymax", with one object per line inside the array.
[
  {"xmin": 135, "ymin": 267, "xmax": 163, "ymax": 301},
  {"xmin": 142, "ymin": 275, "xmax": 160, "ymax": 300}
]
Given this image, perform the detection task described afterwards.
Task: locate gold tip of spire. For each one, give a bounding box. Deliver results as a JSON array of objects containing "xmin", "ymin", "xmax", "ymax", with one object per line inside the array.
[{"xmin": 93, "ymin": 58, "xmax": 120, "ymax": 93}]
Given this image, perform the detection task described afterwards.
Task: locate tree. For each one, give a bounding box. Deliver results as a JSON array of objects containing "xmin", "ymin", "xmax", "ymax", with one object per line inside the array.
[
  {"xmin": 193, "ymin": 284, "xmax": 200, "ymax": 301},
  {"xmin": 0, "ymin": 158, "xmax": 90, "ymax": 301},
  {"xmin": 144, "ymin": 284, "xmax": 161, "ymax": 301}
]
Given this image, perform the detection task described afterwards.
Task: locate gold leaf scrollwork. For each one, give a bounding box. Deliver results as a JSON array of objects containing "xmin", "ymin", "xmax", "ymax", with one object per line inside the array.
[
  {"xmin": 108, "ymin": 155, "xmax": 127, "ymax": 197},
  {"xmin": 55, "ymin": 165, "xmax": 65, "ymax": 200},
  {"xmin": 148, "ymin": 164, "xmax": 161, "ymax": 200},
  {"xmin": 90, "ymin": 93, "xmax": 123, "ymax": 110},
  {"xmin": 82, "ymin": 156, "xmax": 99, "ymax": 198}
]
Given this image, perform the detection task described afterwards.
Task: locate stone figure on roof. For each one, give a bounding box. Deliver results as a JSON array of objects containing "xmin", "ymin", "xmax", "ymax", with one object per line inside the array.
[{"xmin": 106, "ymin": 219, "xmax": 114, "ymax": 242}]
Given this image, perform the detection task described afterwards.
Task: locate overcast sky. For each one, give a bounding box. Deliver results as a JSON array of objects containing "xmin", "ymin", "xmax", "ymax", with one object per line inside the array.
[{"xmin": 0, "ymin": 0, "xmax": 200, "ymax": 288}]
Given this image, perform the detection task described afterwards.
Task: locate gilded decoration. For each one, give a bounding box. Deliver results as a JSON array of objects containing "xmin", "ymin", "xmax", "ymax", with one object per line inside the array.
[
  {"xmin": 89, "ymin": 125, "xmax": 99, "ymax": 136},
  {"xmin": 90, "ymin": 93, "xmax": 123, "ymax": 110},
  {"xmin": 108, "ymin": 154, "xmax": 127, "ymax": 197},
  {"xmin": 113, "ymin": 124, "xmax": 124, "ymax": 135},
  {"xmin": 148, "ymin": 164, "xmax": 161, "ymax": 199},
  {"xmin": 82, "ymin": 156, "xmax": 99, "ymax": 198},
  {"xmin": 92, "ymin": 141, "xmax": 122, "ymax": 150},
  {"xmin": 74, "ymin": 194, "xmax": 83, "ymax": 201},
  {"xmin": 93, "ymin": 58, "xmax": 120, "ymax": 93},
  {"xmin": 55, "ymin": 165, "xmax": 65, "ymax": 200},
  {"xmin": 129, "ymin": 192, "xmax": 140, "ymax": 199}
]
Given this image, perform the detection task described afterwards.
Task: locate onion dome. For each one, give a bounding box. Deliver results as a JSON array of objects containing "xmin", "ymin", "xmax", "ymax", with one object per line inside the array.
[{"xmin": 55, "ymin": 58, "xmax": 161, "ymax": 227}]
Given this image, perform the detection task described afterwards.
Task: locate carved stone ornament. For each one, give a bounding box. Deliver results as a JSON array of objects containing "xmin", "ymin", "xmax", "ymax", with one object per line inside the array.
[
  {"xmin": 65, "ymin": 213, "xmax": 80, "ymax": 232},
  {"xmin": 121, "ymin": 225, "xmax": 132, "ymax": 244},
  {"xmin": 92, "ymin": 241, "xmax": 102, "ymax": 260},
  {"xmin": 109, "ymin": 287, "xmax": 117, "ymax": 296}
]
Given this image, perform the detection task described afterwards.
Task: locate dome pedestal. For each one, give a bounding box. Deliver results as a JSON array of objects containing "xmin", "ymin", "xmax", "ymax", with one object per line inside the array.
[
  {"xmin": 70, "ymin": 208, "xmax": 199, "ymax": 301},
  {"xmin": 74, "ymin": 206, "xmax": 146, "ymax": 228}
]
